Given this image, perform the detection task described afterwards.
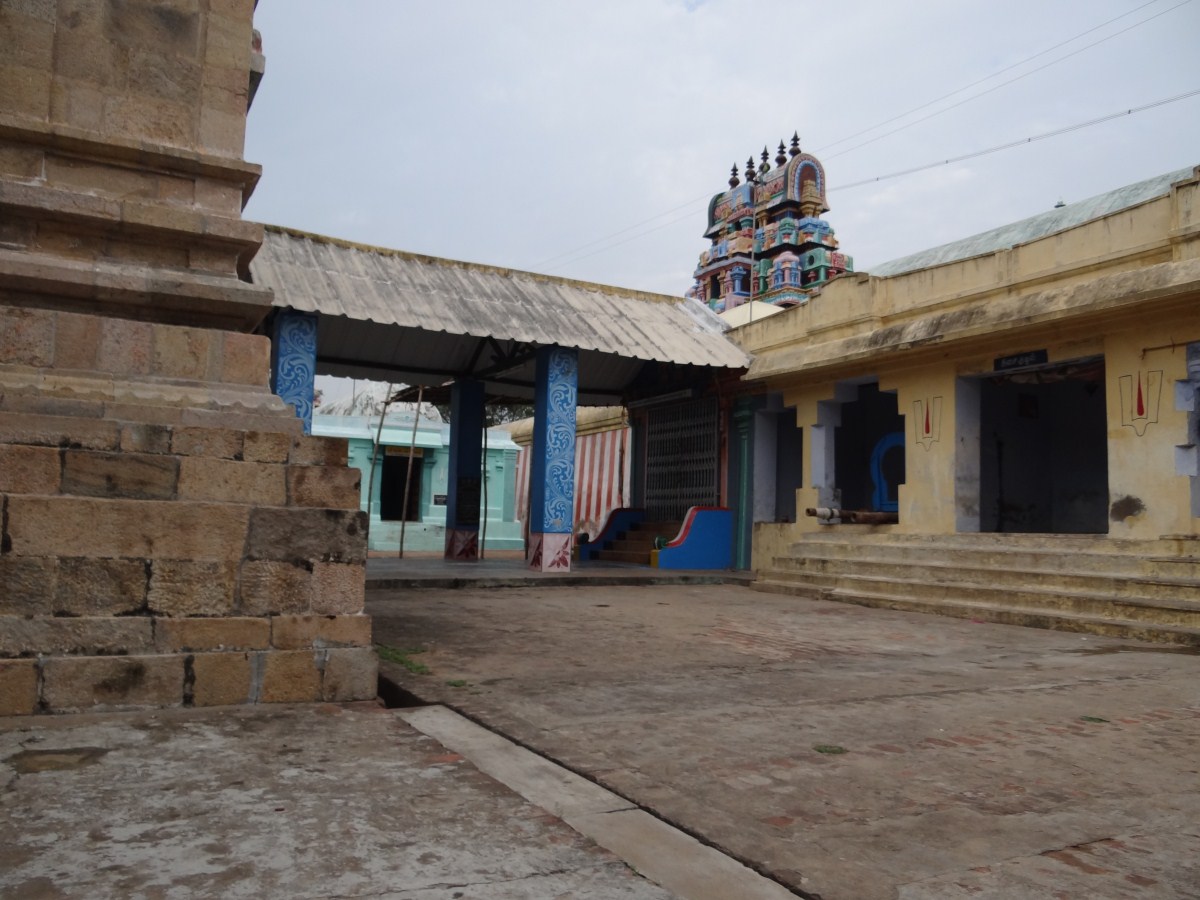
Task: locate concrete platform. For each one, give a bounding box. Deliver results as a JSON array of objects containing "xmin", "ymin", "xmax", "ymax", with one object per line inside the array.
[
  {"xmin": 370, "ymin": 582, "xmax": 1200, "ymax": 900},
  {"xmin": 366, "ymin": 554, "xmax": 753, "ymax": 590},
  {"xmin": 0, "ymin": 703, "xmax": 684, "ymax": 899}
]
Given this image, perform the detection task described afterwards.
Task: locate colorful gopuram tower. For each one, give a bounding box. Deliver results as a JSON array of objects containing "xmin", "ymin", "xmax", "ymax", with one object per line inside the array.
[{"xmin": 690, "ymin": 135, "xmax": 853, "ymax": 313}]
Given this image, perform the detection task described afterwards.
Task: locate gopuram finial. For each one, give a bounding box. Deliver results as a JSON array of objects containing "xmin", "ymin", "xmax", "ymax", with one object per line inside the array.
[
  {"xmin": 789, "ymin": 132, "xmax": 801, "ymax": 157},
  {"xmin": 776, "ymin": 141, "xmax": 787, "ymax": 167},
  {"xmin": 759, "ymin": 146, "xmax": 770, "ymax": 174},
  {"xmin": 745, "ymin": 157, "xmax": 757, "ymax": 184},
  {"xmin": 729, "ymin": 164, "xmax": 740, "ymax": 188}
]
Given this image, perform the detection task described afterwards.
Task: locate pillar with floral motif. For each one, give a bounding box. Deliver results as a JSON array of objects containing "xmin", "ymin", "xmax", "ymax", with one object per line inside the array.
[
  {"xmin": 271, "ymin": 310, "xmax": 317, "ymax": 434},
  {"xmin": 445, "ymin": 378, "xmax": 485, "ymax": 560},
  {"xmin": 527, "ymin": 346, "xmax": 578, "ymax": 571}
]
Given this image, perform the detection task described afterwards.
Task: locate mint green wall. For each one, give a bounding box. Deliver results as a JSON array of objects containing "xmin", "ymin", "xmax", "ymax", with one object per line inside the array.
[{"xmin": 344, "ymin": 435, "xmax": 522, "ymax": 553}]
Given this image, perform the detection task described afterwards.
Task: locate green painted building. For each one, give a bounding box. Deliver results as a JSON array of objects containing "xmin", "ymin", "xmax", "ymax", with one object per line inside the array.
[{"xmin": 313, "ymin": 413, "xmax": 523, "ymax": 553}]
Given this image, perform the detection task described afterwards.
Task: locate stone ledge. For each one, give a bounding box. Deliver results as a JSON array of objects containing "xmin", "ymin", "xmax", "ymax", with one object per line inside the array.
[
  {"xmin": 0, "ymin": 616, "xmax": 154, "ymax": 658},
  {"xmin": 0, "ymin": 248, "xmax": 273, "ymax": 330},
  {"xmin": 3, "ymin": 647, "xmax": 378, "ymax": 715},
  {"xmin": 0, "ymin": 114, "xmax": 262, "ymax": 199},
  {"xmin": 0, "ymin": 180, "xmax": 262, "ymax": 250},
  {"xmin": 270, "ymin": 614, "xmax": 372, "ymax": 650}
]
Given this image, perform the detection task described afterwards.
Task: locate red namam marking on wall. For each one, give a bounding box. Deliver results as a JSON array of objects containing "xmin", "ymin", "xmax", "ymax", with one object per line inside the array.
[{"xmin": 1136, "ymin": 373, "xmax": 1145, "ymax": 417}]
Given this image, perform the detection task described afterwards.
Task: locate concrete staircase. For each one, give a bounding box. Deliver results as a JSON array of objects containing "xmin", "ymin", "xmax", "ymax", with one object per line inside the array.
[
  {"xmin": 752, "ymin": 532, "xmax": 1200, "ymax": 645},
  {"xmin": 592, "ymin": 521, "xmax": 681, "ymax": 565}
]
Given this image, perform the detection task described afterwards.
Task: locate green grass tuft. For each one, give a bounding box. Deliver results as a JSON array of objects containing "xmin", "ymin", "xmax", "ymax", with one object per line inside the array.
[{"xmin": 375, "ymin": 644, "xmax": 430, "ymax": 675}]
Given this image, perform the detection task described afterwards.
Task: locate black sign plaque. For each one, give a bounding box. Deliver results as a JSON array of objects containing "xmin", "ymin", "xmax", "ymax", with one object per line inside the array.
[{"xmin": 994, "ymin": 349, "xmax": 1048, "ymax": 372}]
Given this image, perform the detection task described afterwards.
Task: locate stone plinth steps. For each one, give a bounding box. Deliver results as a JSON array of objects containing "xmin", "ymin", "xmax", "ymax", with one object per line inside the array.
[{"xmin": 752, "ymin": 532, "xmax": 1200, "ymax": 645}]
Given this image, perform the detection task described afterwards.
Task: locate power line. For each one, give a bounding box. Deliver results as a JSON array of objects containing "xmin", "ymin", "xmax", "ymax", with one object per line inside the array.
[
  {"xmin": 541, "ymin": 90, "xmax": 1200, "ymax": 274},
  {"xmin": 822, "ymin": 0, "xmax": 1195, "ymax": 161},
  {"xmin": 533, "ymin": 1, "xmax": 1194, "ymax": 275},
  {"xmin": 815, "ymin": 0, "xmax": 1172, "ymax": 155},
  {"xmin": 527, "ymin": 193, "xmax": 710, "ymax": 270},
  {"xmin": 829, "ymin": 89, "xmax": 1200, "ymax": 193}
]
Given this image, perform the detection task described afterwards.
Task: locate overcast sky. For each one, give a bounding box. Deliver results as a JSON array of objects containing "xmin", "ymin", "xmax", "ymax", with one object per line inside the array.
[{"xmin": 244, "ymin": 0, "xmax": 1199, "ymax": 302}]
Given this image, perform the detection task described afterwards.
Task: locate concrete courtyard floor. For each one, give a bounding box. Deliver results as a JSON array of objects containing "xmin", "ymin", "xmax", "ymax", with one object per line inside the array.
[
  {"xmin": 370, "ymin": 582, "xmax": 1200, "ymax": 900},
  {"xmin": 1, "ymin": 702, "xmax": 692, "ymax": 899}
]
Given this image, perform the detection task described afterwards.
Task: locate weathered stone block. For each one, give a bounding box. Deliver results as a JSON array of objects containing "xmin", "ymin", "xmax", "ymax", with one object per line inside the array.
[
  {"xmin": 321, "ymin": 647, "xmax": 378, "ymax": 703},
  {"xmin": 218, "ymin": 331, "xmax": 269, "ymax": 385},
  {"xmin": 245, "ymin": 508, "xmax": 367, "ymax": 564},
  {"xmin": 188, "ymin": 245, "xmax": 234, "ymax": 274},
  {"xmin": 155, "ymin": 171, "xmax": 194, "ymax": 205},
  {"xmin": 103, "ymin": 402, "xmax": 184, "ymax": 427},
  {"xmin": 286, "ymin": 465, "xmax": 361, "ymax": 509},
  {"xmin": 44, "ymin": 155, "xmax": 158, "ymax": 201},
  {"xmin": 0, "ymin": 63, "xmax": 51, "ymax": 119},
  {"xmin": 237, "ymin": 560, "xmax": 312, "ymax": 615},
  {"xmin": 0, "ymin": 10, "xmax": 54, "ymax": 70},
  {"xmin": 97, "ymin": 317, "xmax": 153, "ymax": 376},
  {"xmin": 177, "ymin": 457, "xmax": 285, "ymax": 505},
  {"xmin": 120, "ymin": 423, "xmax": 173, "ymax": 455},
  {"xmin": 151, "ymin": 324, "xmax": 211, "ymax": 380},
  {"xmin": 193, "ymin": 176, "xmax": 242, "ymax": 215},
  {"xmin": 0, "ymin": 556, "xmax": 57, "ymax": 616},
  {"xmin": 147, "ymin": 559, "xmax": 238, "ymax": 616},
  {"xmin": 243, "ymin": 430, "xmax": 291, "ymax": 463},
  {"xmin": 198, "ymin": 106, "xmax": 244, "ymax": 157},
  {"xmin": 127, "ymin": 47, "xmax": 202, "ymax": 106},
  {"xmin": 311, "ymin": 561, "xmax": 366, "ymax": 615},
  {"xmin": 0, "ymin": 616, "xmax": 153, "ymax": 658},
  {"xmin": 0, "ymin": 412, "xmax": 121, "ymax": 450},
  {"xmin": 103, "ymin": 94, "xmax": 195, "ymax": 149},
  {"xmin": 180, "ymin": 408, "xmax": 300, "ymax": 435},
  {"xmin": 0, "ymin": 142, "xmax": 43, "ymax": 180},
  {"xmin": 155, "ymin": 616, "xmax": 269, "ymax": 652},
  {"xmin": 61, "ymin": 449, "xmax": 178, "ymax": 499},
  {"xmin": 52, "ymin": 310, "xmax": 102, "ymax": 371},
  {"xmin": 290, "ymin": 434, "xmax": 348, "ymax": 467},
  {"xmin": 55, "ymin": 557, "xmax": 148, "ymax": 616},
  {"xmin": 42, "ymin": 655, "xmax": 183, "ymax": 712},
  {"xmin": 48, "ymin": 77, "xmax": 105, "ymax": 131},
  {"xmin": 191, "ymin": 650, "xmax": 251, "ymax": 706},
  {"xmin": 0, "ymin": 392, "xmax": 105, "ymax": 420},
  {"xmin": 271, "ymin": 614, "xmax": 372, "ymax": 650},
  {"xmin": 7, "ymin": 497, "xmax": 250, "ymax": 560},
  {"xmin": 0, "ymin": 660, "xmax": 39, "ymax": 716},
  {"xmin": 171, "ymin": 424, "xmax": 243, "ymax": 459},
  {"xmin": 260, "ymin": 649, "xmax": 322, "ymax": 703},
  {"xmin": 0, "ymin": 307, "xmax": 54, "ymax": 367},
  {"xmin": 0, "ymin": 444, "xmax": 60, "ymax": 494},
  {"xmin": 203, "ymin": 12, "xmax": 251, "ymax": 72}
]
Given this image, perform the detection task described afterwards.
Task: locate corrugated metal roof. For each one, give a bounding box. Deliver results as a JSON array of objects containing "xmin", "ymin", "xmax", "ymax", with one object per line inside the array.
[
  {"xmin": 868, "ymin": 166, "xmax": 1196, "ymax": 277},
  {"xmin": 250, "ymin": 226, "xmax": 748, "ymax": 403}
]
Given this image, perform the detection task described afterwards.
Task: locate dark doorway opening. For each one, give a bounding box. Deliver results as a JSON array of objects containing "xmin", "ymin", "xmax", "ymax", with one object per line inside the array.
[
  {"xmin": 834, "ymin": 382, "xmax": 905, "ymax": 513},
  {"xmin": 380, "ymin": 451, "xmax": 423, "ymax": 522},
  {"xmin": 979, "ymin": 357, "xmax": 1107, "ymax": 533}
]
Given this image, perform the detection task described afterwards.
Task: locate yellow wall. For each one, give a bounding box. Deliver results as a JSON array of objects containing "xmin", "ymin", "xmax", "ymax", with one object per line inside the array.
[
  {"xmin": 738, "ymin": 168, "xmax": 1200, "ymax": 547},
  {"xmin": 1104, "ymin": 322, "xmax": 1196, "ymax": 538}
]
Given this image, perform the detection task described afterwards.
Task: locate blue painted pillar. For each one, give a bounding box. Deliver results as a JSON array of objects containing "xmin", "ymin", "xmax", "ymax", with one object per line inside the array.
[
  {"xmin": 528, "ymin": 346, "xmax": 578, "ymax": 572},
  {"xmin": 270, "ymin": 310, "xmax": 317, "ymax": 434},
  {"xmin": 444, "ymin": 378, "xmax": 485, "ymax": 561}
]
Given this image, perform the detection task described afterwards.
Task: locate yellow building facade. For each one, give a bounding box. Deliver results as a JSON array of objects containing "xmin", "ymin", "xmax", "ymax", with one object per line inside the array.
[{"xmin": 737, "ymin": 167, "xmax": 1200, "ymax": 639}]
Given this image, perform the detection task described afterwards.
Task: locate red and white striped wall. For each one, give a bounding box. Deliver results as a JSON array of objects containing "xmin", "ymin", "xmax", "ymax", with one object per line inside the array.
[{"xmin": 515, "ymin": 425, "xmax": 632, "ymax": 539}]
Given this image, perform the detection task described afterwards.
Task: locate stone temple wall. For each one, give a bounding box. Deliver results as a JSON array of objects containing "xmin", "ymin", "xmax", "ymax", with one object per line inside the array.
[{"xmin": 0, "ymin": 0, "xmax": 377, "ymax": 714}]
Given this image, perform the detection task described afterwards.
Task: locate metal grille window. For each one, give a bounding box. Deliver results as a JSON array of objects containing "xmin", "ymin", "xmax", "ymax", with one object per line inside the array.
[{"xmin": 644, "ymin": 397, "xmax": 719, "ymax": 521}]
